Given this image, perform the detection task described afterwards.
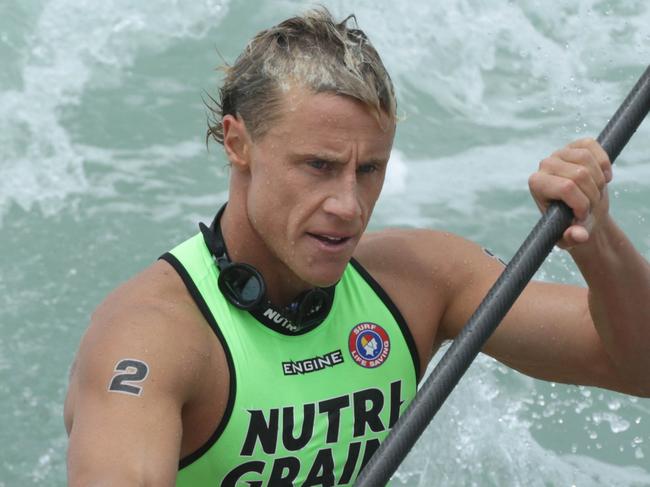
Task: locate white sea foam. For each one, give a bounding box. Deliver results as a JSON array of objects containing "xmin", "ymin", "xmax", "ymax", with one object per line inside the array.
[
  {"xmin": 383, "ymin": 148, "xmax": 409, "ymax": 197},
  {"xmin": 374, "ymin": 139, "xmax": 543, "ymax": 229},
  {"xmin": 327, "ymin": 0, "xmax": 650, "ymax": 128},
  {"xmin": 393, "ymin": 353, "xmax": 650, "ymax": 486},
  {"xmin": 375, "ymin": 131, "xmax": 650, "ymax": 232},
  {"xmin": 3, "ymin": 0, "xmax": 649, "ymax": 227},
  {"xmin": 0, "ymin": 0, "xmax": 230, "ymax": 224}
]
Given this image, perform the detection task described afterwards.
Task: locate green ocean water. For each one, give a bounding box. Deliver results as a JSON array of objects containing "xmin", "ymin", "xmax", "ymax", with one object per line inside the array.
[{"xmin": 1, "ymin": 0, "xmax": 649, "ymax": 485}]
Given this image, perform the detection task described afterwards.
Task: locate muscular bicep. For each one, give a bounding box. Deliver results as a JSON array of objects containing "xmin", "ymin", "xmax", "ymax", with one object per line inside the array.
[
  {"xmin": 66, "ymin": 307, "xmax": 197, "ymax": 486},
  {"xmin": 440, "ymin": 239, "xmax": 620, "ymax": 390},
  {"xmin": 485, "ymin": 282, "xmax": 604, "ymax": 381}
]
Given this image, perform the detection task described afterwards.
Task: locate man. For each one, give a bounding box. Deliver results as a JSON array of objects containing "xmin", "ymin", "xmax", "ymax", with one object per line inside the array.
[{"xmin": 64, "ymin": 8, "xmax": 650, "ymax": 487}]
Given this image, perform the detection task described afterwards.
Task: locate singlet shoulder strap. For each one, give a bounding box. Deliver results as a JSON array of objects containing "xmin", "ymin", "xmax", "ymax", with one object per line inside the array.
[{"xmin": 349, "ymin": 257, "xmax": 421, "ymax": 380}]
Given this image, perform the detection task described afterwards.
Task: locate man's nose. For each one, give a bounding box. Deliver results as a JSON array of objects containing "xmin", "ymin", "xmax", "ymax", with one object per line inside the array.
[{"xmin": 322, "ymin": 176, "xmax": 362, "ymax": 221}]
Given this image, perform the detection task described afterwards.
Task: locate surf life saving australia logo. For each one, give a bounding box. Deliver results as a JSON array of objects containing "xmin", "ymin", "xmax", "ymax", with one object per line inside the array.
[{"xmin": 349, "ymin": 322, "xmax": 390, "ymax": 368}]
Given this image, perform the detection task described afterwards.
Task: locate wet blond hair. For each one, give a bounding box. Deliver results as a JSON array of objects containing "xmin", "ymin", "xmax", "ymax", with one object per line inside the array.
[{"xmin": 206, "ymin": 7, "xmax": 396, "ymax": 145}]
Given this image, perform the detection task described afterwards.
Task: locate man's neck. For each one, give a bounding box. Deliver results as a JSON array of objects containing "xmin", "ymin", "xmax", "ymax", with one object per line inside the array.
[{"xmin": 219, "ymin": 201, "xmax": 313, "ymax": 307}]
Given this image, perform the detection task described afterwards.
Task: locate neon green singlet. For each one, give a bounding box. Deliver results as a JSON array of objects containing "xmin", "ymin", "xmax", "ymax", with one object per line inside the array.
[{"xmin": 161, "ymin": 233, "xmax": 419, "ymax": 487}]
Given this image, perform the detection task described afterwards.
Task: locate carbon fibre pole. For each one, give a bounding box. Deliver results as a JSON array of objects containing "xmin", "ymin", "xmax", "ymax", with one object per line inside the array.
[{"xmin": 354, "ymin": 65, "xmax": 650, "ymax": 487}]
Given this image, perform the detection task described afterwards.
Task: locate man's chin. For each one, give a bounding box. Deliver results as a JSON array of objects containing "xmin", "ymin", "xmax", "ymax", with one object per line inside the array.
[{"xmin": 304, "ymin": 264, "xmax": 349, "ymax": 288}]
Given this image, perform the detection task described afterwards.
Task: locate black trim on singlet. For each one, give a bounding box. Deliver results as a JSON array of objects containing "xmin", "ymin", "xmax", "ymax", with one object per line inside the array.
[
  {"xmin": 246, "ymin": 285, "xmax": 336, "ymax": 336},
  {"xmin": 349, "ymin": 257, "xmax": 421, "ymax": 382},
  {"xmin": 158, "ymin": 252, "xmax": 236, "ymax": 470}
]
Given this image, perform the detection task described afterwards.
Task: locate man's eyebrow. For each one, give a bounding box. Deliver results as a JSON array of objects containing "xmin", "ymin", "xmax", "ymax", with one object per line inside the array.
[
  {"xmin": 293, "ymin": 152, "xmax": 388, "ymax": 166},
  {"xmin": 293, "ymin": 151, "xmax": 346, "ymax": 163}
]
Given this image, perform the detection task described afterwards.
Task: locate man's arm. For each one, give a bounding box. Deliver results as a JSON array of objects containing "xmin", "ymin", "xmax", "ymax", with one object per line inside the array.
[
  {"xmin": 437, "ymin": 234, "xmax": 648, "ymax": 396},
  {"xmin": 569, "ymin": 215, "xmax": 650, "ymax": 393},
  {"xmin": 441, "ymin": 138, "xmax": 650, "ymax": 396},
  {"xmin": 65, "ymin": 273, "xmax": 210, "ymax": 486}
]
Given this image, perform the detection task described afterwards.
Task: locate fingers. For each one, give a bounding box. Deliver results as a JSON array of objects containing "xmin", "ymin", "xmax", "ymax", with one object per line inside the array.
[
  {"xmin": 562, "ymin": 224, "xmax": 591, "ymax": 248},
  {"xmin": 568, "ymin": 138, "xmax": 612, "ymax": 182},
  {"xmin": 529, "ymin": 138, "xmax": 612, "ymax": 248},
  {"xmin": 553, "ymin": 147, "xmax": 607, "ymax": 189},
  {"xmin": 529, "ymin": 138, "xmax": 611, "ymax": 219},
  {"xmin": 528, "ymin": 171, "xmax": 592, "ymax": 221}
]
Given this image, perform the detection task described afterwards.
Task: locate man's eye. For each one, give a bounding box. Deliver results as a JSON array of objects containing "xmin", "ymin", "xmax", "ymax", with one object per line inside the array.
[
  {"xmin": 308, "ymin": 159, "xmax": 329, "ymax": 170},
  {"xmin": 358, "ymin": 163, "xmax": 379, "ymax": 174}
]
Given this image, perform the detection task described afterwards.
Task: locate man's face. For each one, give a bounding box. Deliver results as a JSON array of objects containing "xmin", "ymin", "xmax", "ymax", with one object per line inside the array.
[{"xmin": 242, "ymin": 88, "xmax": 395, "ymax": 288}]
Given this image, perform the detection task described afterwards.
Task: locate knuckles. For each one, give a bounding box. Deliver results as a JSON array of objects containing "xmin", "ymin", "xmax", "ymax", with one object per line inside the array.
[
  {"xmin": 527, "ymin": 172, "xmax": 543, "ymax": 192},
  {"xmin": 529, "ymin": 138, "xmax": 610, "ymax": 222},
  {"xmin": 573, "ymin": 148, "xmax": 594, "ymax": 166},
  {"xmin": 538, "ymin": 157, "xmax": 555, "ymax": 172},
  {"xmin": 569, "ymin": 137, "xmax": 598, "ymax": 151},
  {"xmin": 558, "ymin": 178, "xmax": 579, "ymax": 200},
  {"xmin": 572, "ymin": 166, "xmax": 590, "ymax": 184}
]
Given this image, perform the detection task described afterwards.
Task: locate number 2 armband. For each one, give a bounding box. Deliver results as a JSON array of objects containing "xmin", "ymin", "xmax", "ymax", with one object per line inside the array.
[{"xmin": 107, "ymin": 359, "xmax": 150, "ymax": 396}]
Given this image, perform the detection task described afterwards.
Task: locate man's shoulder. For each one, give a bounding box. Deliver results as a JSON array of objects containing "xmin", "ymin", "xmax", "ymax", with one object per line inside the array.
[
  {"xmin": 64, "ymin": 259, "xmax": 224, "ymax": 479},
  {"xmin": 74, "ymin": 259, "xmax": 213, "ymax": 389},
  {"xmin": 352, "ymin": 228, "xmax": 468, "ymax": 307},
  {"xmin": 353, "ymin": 227, "xmax": 496, "ymax": 305},
  {"xmin": 65, "ymin": 259, "xmax": 218, "ymax": 433},
  {"xmin": 92, "ymin": 259, "xmax": 201, "ymax": 333},
  {"xmin": 355, "ymin": 227, "xmax": 474, "ymax": 274}
]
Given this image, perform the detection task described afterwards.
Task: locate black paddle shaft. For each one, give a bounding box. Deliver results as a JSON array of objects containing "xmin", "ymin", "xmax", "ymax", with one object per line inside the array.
[{"xmin": 355, "ymin": 65, "xmax": 650, "ymax": 487}]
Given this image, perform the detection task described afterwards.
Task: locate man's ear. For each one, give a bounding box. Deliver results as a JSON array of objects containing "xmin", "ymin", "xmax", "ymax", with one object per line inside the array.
[{"xmin": 222, "ymin": 114, "xmax": 251, "ymax": 169}]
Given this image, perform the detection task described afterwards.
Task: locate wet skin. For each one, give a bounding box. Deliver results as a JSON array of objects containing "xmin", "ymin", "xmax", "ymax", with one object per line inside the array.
[
  {"xmin": 220, "ymin": 88, "xmax": 395, "ymax": 305},
  {"xmin": 64, "ymin": 87, "xmax": 650, "ymax": 487}
]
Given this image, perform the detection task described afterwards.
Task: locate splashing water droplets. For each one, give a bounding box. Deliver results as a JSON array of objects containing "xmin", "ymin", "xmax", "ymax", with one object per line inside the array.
[{"xmin": 0, "ymin": 0, "xmax": 231, "ymax": 224}]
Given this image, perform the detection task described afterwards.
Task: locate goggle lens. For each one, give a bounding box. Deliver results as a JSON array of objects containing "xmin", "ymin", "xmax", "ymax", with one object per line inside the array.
[{"xmin": 218, "ymin": 263, "xmax": 265, "ymax": 310}]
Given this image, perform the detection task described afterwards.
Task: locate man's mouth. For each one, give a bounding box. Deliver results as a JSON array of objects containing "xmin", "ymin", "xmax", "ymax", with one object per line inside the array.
[{"xmin": 307, "ymin": 233, "xmax": 352, "ymax": 246}]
